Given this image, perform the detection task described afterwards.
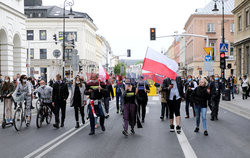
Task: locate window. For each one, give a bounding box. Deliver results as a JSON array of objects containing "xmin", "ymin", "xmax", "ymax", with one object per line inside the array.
[
  {"xmin": 210, "ymin": 42, "xmax": 215, "ymax": 61},
  {"xmin": 27, "ymin": 30, "xmax": 34, "ymax": 40},
  {"xmin": 238, "ymin": 15, "xmax": 242, "ymax": 31},
  {"xmin": 246, "ymin": 9, "xmax": 250, "ymax": 27},
  {"xmin": 40, "ymin": 30, "xmax": 47, "ymax": 40},
  {"xmin": 40, "ymin": 49, "xmax": 47, "ymax": 59},
  {"xmin": 27, "ymin": 48, "xmax": 34, "ymax": 59},
  {"xmin": 207, "ymin": 23, "xmax": 215, "ymax": 32},
  {"xmin": 230, "ymin": 43, "xmax": 234, "ymax": 56},
  {"xmin": 230, "ymin": 23, "xmax": 234, "ymax": 33}
]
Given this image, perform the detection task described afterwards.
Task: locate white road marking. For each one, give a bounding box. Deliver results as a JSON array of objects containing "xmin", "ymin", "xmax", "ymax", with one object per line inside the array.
[
  {"xmin": 174, "ymin": 118, "xmax": 197, "ymax": 158},
  {"xmin": 25, "ymin": 106, "xmax": 115, "ymax": 158}
]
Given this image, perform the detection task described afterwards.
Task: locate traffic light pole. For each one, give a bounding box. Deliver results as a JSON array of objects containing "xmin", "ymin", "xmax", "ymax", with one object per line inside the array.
[
  {"xmin": 221, "ymin": 0, "xmax": 225, "ymax": 79},
  {"xmin": 62, "ymin": 2, "xmax": 66, "ymax": 79}
]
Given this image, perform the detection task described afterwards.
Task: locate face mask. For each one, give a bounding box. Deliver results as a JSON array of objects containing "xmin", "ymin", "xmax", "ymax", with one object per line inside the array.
[
  {"xmin": 215, "ymin": 78, "xmax": 219, "ymax": 81},
  {"xmin": 41, "ymin": 85, "xmax": 45, "ymax": 88},
  {"xmin": 23, "ymin": 79, "xmax": 27, "ymax": 83},
  {"xmin": 188, "ymin": 78, "xmax": 191, "ymax": 82},
  {"xmin": 76, "ymin": 81, "xmax": 80, "ymax": 84},
  {"xmin": 5, "ymin": 80, "xmax": 9, "ymax": 82}
]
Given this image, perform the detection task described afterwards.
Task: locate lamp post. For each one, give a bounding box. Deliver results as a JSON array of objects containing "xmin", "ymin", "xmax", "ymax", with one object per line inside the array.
[
  {"xmin": 212, "ymin": 0, "xmax": 225, "ymax": 78},
  {"xmin": 63, "ymin": 0, "xmax": 74, "ymax": 79}
]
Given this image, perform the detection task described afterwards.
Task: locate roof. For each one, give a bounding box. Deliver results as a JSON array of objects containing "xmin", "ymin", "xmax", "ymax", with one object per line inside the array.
[
  {"xmin": 194, "ymin": 0, "xmax": 234, "ymax": 15},
  {"xmin": 24, "ymin": 5, "xmax": 93, "ymax": 22}
]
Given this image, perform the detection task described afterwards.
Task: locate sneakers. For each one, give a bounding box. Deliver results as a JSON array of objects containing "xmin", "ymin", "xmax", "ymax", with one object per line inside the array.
[
  {"xmin": 89, "ymin": 131, "xmax": 95, "ymax": 135},
  {"xmin": 160, "ymin": 116, "xmax": 164, "ymax": 120},
  {"xmin": 53, "ymin": 123, "xmax": 59, "ymax": 129},
  {"xmin": 122, "ymin": 130, "xmax": 128, "ymax": 136},
  {"xmin": 210, "ymin": 117, "xmax": 215, "ymax": 121},
  {"xmin": 170, "ymin": 124, "xmax": 175, "ymax": 132},
  {"xmin": 82, "ymin": 119, "xmax": 85, "ymax": 125},
  {"xmin": 75, "ymin": 122, "xmax": 80, "ymax": 129},
  {"xmin": 101, "ymin": 125, "xmax": 106, "ymax": 131},
  {"xmin": 176, "ymin": 126, "xmax": 181, "ymax": 134},
  {"xmin": 117, "ymin": 110, "xmax": 119, "ymax": 114},
  {"xmin": 185, "ymin": 115, "xmax": 190, "ymax": 119},
  {"xmin": 60, "ymin": 123, "xmax": 64, "ymax": 127},
  {"xmin": 131, "ymin": 128, "xmax": 135, "ymax": 135},
  {"xmin": 204, "ymin": 130, "xmax": 208, "ymax": 136},
  {"xmin": 194, "ymin": 127, "xmax": 199, "ymax": 133}
]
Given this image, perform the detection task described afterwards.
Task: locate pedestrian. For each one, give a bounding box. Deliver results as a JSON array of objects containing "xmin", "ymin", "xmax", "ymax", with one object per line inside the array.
[
  {"xmin": 70, "ymin": 76, "xmax": 86, "ymax": 128},
  {"xmin": 159, "ymin": 85, "xmax": 168, "ymax": 120},
  {"xmin": 122, "ymin": 78, "xmax": 137, "ymax": 136},
  {"xmin": 52, "ymin": 74, "xmax": 69, "ymax": 128},
  {"xmin": 13, "ymin": 75, "xmax": 32, "ymax": 126},
  {"xmin": 241, "ymin": 75, "xmax": 249, "ymax": 100},
  {"xmin": 184, "ymin": 75, "xmax": 196, "ymax": 118},
  {"xmin": 0, "ymin": 76, "xmax": 15, "ymax": 123},
  {"xmin": 191, "ymin": 78, "xmax": 210, "ymax": 136},
  {"xmin": 103, "ymin": 79, "xmax": 114, "ymax": 118},
  {"xmin": 162, "ymin": 76, "xmax": 184, "ymax": 134},
  {"xmin": 84, "ymin": 74, "xmax": 107, "ymax": 135},
  {"xmin": 228, "ymin": 74, "xmax": 235, "ymax": 99},
  {"xmin": 209, "ymin": 74, "xmax": 223, "ymax": 121},
  {"xmin": 115, "ymin": 75, "xmax": 124, "ymax": 114},
  {"xmin": 136, "ymin": 76, "xmax": 150, "ymax": 123}
]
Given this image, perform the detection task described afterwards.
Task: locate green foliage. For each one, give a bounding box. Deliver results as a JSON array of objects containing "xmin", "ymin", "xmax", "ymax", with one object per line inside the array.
[{"xmin": 114, "ymin": 62, "xmax": 126, "ymax": 76}]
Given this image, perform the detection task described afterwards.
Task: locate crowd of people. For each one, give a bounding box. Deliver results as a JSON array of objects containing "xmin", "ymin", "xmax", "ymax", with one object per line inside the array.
[{"xmin": 0, "ymin": 72, "xmax": 249, "ymax": 137}]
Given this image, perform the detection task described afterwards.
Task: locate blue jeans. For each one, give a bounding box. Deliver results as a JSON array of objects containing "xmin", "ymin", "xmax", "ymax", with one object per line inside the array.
[
  {"xmin": 116, "ymin": 93, "xmax": 123, "ymax": 112},
  {"xmin": 230, "ymin": 86, "xmax": 234, "ymax": 98},
  {"xmin": 88, "ymin": 102, "xmax": 105, "ymax": 132},
  {"xmin": 194, "ymin": 105, "xmax": 207, "ymax": 131}
]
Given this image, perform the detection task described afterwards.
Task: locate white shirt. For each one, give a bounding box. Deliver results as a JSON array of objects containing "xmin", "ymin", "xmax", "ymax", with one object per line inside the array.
[
  {"xmin": 242, "ymin": 78, "xmax": 249, "ymax": 88},
  {"xmin": 169, "ymin": 80, "xmax": 180, "ymax": 100}
]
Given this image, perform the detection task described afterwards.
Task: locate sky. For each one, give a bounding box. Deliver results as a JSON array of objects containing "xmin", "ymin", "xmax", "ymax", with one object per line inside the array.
[{"xmin": 43, "ymin": 0, "xmax": 210, "ymax": 60}]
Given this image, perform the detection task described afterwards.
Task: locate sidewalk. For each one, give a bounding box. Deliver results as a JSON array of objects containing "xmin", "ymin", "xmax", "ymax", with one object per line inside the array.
[{"xmin": 220, "ymin": 93, "xmax": 250, "ymax": 120}]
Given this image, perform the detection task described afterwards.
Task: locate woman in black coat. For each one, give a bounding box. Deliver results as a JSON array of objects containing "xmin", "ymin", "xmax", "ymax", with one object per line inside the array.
[{"xmin": 191, "ymin": 78, "xmax": 210, "ymax": 136}]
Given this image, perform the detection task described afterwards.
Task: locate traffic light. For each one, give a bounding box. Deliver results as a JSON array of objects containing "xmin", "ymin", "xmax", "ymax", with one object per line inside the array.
[
  {"xmin": 227, "ymin": 63, "xmax": 232, "ymax": 69},
  {"xmin": 220, "ymin": 52, "xmax": 226, "ymax": 69},
  {"xmin": 127, "ymin": 49, "xmax": 131, "ymax": 57},
  {"xmin": 79, "ymin": 65, "xmax": 83, "ymax": 72},
  {"xmin": 150, "ymin": 28, "xmax": 156, "ymax": 40},
  {"xmin": 53, "ymin": 34, "xmax": 57, "ymax": 44}
]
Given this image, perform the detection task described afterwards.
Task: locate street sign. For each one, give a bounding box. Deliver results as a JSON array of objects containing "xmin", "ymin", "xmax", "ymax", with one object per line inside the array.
[
  {"xmin": 203, "ymin": 61, "xmax": 213, "ymax": 72},
  {"xmin": 72, "ymin": 55, "xmax": 79, "ymax": 71},
  {"xmin": 203, "ymin": 47, "xmax": 212, "ymax": 55},
  {"xmin": 220, "ymin": 43, "xmax": 228, "ymax": 52},
  {"xmin": 205, "ymin": 55, "xmax": 211, "ymax": 62},
  {"xmin": 53, "ymin": 49, "xmax": 61, "ymax": 58}
]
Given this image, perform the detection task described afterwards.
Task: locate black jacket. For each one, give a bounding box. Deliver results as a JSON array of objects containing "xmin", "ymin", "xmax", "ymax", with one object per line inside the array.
[
  {"xmin": 162, "ymin": 76, "xmax": 184, "ymax": 100},
  {"xmin": 209, "ymin": 81, "xmax": 223, "ymax": 101},
  {"xmin": 191, "ymin": 86, "xmax": 209, "ymax": 108},
  {"xmin": 52, "ymin": 81, "xmax": 69, "ymax": 102},
  {"xmin": 104, "ymin": 84, "xmax": 114, "ymax": 98}
]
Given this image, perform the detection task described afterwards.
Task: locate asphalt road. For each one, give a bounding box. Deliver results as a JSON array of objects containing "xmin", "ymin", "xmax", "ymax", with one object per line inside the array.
[{"xmin": 0, "ymin": 96, "xmax": 249, "ymax": 158}]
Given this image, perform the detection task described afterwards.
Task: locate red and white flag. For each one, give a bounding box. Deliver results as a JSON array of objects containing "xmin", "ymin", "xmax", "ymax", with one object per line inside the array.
[
  {"xmin": 99, "ymin": 63, "xmax": 109, "ymax": 82},
  {"xmin": 142, "ymin": 47, "xmax": 178, "ymax": 80}
]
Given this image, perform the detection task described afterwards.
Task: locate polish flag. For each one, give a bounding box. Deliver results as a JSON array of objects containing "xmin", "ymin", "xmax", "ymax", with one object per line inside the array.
[
  {"xmin": 142, "ymin": 47, "xmax": 178, "ymax": 80},
  {"xmin": 99, "ymin": 63, "xmax": 109, "ymax": 82}
]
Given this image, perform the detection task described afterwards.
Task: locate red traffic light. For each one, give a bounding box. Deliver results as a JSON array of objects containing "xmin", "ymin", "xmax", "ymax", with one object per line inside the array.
[{"xmin": 220, "ymin": 53, "xmax": 225, "ymax": 58}]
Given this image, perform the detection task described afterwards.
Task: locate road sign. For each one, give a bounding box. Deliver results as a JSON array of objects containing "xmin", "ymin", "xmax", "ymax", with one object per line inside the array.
[
  {"xmin": 203, "ymin": 61, "xmax": 213, "ymax": 72},
  {"xmin": 53, "ymin": 49, "xmax": 61, "ymax": 58},
  {"xmin": 203, "ymin": 47, "xmax": 212, "ymax": 55},
  {"xmin": 205, "ymin": 55, "xmax": 211, "ymax": 62},
  {"xmin": 220, "ymin": 43, "xmax": 228, "ymax": 52}
]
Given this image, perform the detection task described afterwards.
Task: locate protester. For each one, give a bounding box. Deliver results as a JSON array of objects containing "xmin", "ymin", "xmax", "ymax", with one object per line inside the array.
[
  {"xmin": 136, "ymin": 76, "xmax": 150, "ymax": 123},
  {"xmin": 162, "ymin": 76, "xmax": 184, "ymax": 134},
  {"xmin": 122, "ymin": 78, "xmax": 137, "ymax": 136},
  {"xmin": 241, "ymin": 75, "xmax": 249, "ymax": 100},
  {"xmin": 52, "ymin": 74, "xmax": 69, "ymax": 128},
  {"xmin": 228, "ymin": 74, "xmax": 235, "ymax": 99},
  {"xmin": 103, "ymin": 79, "xmax": 114, "ymax": 118},
  {"xmin": 115, "ymin": 76, "xmax": 124, "ymax": 114},
  {"xmin": 191, "ymin": 78, "xmax": 210, "ymax": 136},
  {"xmin": 209, "ymin": 74, "xmax": 223, "ymax": 121},
  {"xmin": 184, "ymin": 75, "xmax": 196, "ymax": 118},
  {"xmin": 0, "ymin": 76, "xmax": 15, "ymax": 123},
  {"xmin": 70, "ymin": 76, "xmax": 86, "ymax": 128},
  {"xmin": 159, "ymin": 85, "xmax": 168, "ymax": 120}
]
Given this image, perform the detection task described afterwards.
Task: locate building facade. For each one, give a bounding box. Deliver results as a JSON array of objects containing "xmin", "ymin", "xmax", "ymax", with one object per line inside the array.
[
  {"xmin": 0, "ymin": 0, "xmax": 26, "ymax": 77},
  {"xmin": 232, "ymin": 0, "xmax": 250, "ymax": 79},
  {"xmin": 184, "ymin": 0, "xmax": 235, "ymax": 77},
  {"xmin": 25, "ymin": 5, "xmax": 98, "ymax": 81}
]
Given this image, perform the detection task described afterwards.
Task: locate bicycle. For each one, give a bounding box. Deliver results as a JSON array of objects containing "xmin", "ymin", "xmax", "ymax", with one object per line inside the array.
[
  {"xmin": 13, "ymin": 99, "xmax": 32, "ymax": 131},
  {"xmin": 36, "ymin": 99, "xmax": 52, "ymax": 128}
]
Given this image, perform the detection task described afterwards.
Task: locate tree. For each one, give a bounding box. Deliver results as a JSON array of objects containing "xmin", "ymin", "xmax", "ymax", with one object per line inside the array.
[{"xmin": 114, "ymin": 62, "xmax": 126, "ymax": 76}]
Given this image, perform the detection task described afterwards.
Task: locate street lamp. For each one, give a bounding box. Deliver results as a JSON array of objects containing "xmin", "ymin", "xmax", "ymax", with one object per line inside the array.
[
  {"xmin": 212, "ymin": 0, "xmax": 225, "ymax": 78},
  {"xmin": 63, "ymin": 0, "xmax": 75, "ymax": 79}
]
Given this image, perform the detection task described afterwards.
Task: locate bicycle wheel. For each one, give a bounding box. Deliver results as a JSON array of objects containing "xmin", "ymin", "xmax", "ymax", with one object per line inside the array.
[
  {"xmin": 36, "ymin": 100, "xmax": 41, "ymax": 110},
  {"xmin": 13, "ymin": 108, "xmax": 23, "ymax": 131},
  {"xmin": 36, "ymin": 108, "xmax": 44, "ymax": 128},
  {"xmin": 46, "ymin": 107, "xmax": 52, "ymax": 124}
]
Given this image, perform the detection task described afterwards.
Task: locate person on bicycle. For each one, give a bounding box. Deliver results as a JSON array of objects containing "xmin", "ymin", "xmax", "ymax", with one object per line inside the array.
[
  {"xmin": 0, "ymin": 76, "xmax": 15, "ymax": 123},
  {"xmin": 33, "ymin": 80, "xmax": 56, "ymax": 121},
  {"xmin": 13, "ymin": 75, "xmax": 32, "ymax": 126}
]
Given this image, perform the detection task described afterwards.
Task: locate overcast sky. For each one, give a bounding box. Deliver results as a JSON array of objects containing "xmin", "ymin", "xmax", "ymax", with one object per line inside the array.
[{"xmin": 43, "ymin": 0, "xmax": 210, "ymax": 59}]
